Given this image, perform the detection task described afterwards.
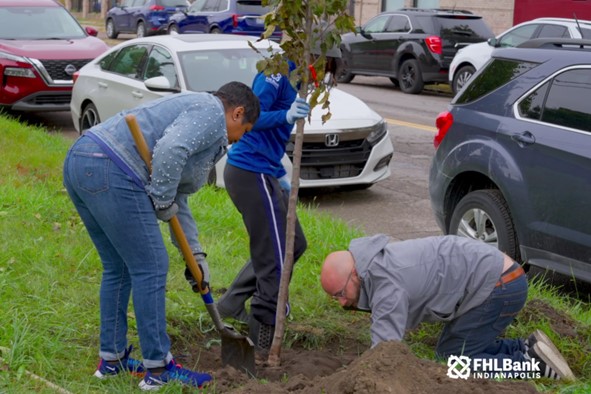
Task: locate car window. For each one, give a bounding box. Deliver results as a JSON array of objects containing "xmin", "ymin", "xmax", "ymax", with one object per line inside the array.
[
  {"xmin": 144, "ymin": 46, "xmax": 178, "ymax": 88},
  {"xmin": 160, "ymin": 0, "xmax": 188, "ymax": 6},
  {"xmin": 236, "ymin": 0, "xmax": 270, "ymax": 14},
  {"xmin": 132, "ymin": 0, "xmax": 147, "ymax": 6},
  {"xmin": 122, "ymin": 0, "xmax": 134, "ymax": 6},
  {"xmin": 385, "ymin": 15, "xmax": 410, "ymax": 33},
  {"xmin": 455, "ymin": 58, "xmax": 537, "ymax": 104},
  {"xmin": 578, "ymin": 27, "xmax": 591, "ymax": 38},
  {"xmin": 435, "ymin": 16, "xmax": 494, "ymax": 39},
  {"xmin": 106, "ymin": 45, "xmax": 150, "ymax": 79},
  {"xmin": 518, "ymin": 81, "xmax": 549, "ymax": 120},
  {"xmin": 498, "ymin": 24, "xmax": 538, "ymax": 47},
  {"xmin": 363, "ymin": 15, "xmax": 390, "ymax": 33},
  {"xmin": 0, "ymin": 6, "xmax": 86, "ymax": 39},
  {"xmin": 179, "ymin": 48, "xmax": 262, "ymax": 92},
  {"xmin": 541, "ymin": 68, "xmax": 591, "ymax": 132},
  {"xmin": 190, "ymin": 0, "xmax": 206, "ymax": 11},
  {"xmin": 537, "ymin": 24, "xmax": 569, "ymax": 38},
  {"xmin": 202, "ymin": 0, "xmax": 220, "ymax": 12},
  {"xmin": 99, "ymin": 51, "xmax": 119, "ymax": 70}
]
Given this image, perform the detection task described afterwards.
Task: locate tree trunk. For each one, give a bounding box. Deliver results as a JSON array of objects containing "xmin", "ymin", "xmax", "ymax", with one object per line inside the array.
[
  {"xmin": 267, "ymin": 7, "xmax": 313, "ymax": 368},
  {"xmin": 65, "ymin": 0, "xmax": 72, "ymax": 11},
  {"xmin": 82, "ymin": 0, "xmax": 89, "ymax": 18},
  {"xmin": 101, "ymin": 0, "xmax": 109, "ymax": 18}
]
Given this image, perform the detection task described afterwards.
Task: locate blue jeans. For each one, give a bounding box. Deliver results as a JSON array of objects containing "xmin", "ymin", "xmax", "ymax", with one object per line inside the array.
[
  {"xmin": 435, "ymin": 264, "xmax": 528, "ymax": 366},
  {"xmin": 63, "ymin": 136, "xmax": 172, "ymax": 368}
]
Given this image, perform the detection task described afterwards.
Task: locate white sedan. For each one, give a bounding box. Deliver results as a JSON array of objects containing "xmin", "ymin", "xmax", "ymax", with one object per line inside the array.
[{"xmin": 70, "ymin": 34, "xmax": 393, "ymax": 189}]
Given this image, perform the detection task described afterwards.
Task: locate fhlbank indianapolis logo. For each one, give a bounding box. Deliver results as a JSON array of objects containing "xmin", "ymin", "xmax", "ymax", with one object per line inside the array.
[{"xmin": 447, "ymin": 355, "xmax": 541, "ymax": 379}]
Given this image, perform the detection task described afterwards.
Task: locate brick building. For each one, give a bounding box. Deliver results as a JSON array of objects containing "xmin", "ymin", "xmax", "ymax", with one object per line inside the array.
[{"xmin": 350, "ymin": 0, "xmax": 591, "ymax": 35}]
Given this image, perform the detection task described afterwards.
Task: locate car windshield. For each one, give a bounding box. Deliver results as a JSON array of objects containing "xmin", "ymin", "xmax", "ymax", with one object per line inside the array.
[
  {"xmin": 236, "ymin": 1, "xmax": 271, "ymax": 14},
  {"xmin": 179, "ymin": 48, "xmax": 272, "ymax": 91},
  {"xmin": 0, "ymin": 7, "xmax": 86, "ymax": 40}
]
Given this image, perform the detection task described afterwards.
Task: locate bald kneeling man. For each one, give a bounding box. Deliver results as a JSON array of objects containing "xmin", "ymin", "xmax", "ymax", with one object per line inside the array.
[{"xmin": 320, "ymin": 234, "xmax": 574, "ymax": 381}]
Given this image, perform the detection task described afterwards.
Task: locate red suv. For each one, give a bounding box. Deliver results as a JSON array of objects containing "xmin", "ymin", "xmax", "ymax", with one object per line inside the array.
[{"xmin": 0, "ymin": 0, "xmax": 109, "ymax": 112}]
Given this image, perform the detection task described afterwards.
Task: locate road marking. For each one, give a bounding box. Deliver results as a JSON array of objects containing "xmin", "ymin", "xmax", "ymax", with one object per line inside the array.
[{"xmin": 386, "ymin": 118, "xmax": 437, "ymax": 133}]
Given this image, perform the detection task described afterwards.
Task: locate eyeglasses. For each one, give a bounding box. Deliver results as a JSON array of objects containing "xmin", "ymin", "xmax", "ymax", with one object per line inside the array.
[{"xmin": 332, "ymin": 269, "xmax": 354, "ymax": 300}]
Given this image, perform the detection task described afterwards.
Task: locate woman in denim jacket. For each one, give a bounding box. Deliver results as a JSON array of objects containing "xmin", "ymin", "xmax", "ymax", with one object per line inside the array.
[{"xmin": 63, "ymin": 81, "xmax": 259, "ymax": 390}]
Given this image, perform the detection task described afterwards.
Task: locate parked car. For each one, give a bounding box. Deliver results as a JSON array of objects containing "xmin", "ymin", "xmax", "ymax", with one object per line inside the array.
[
  {"xmin": 166, "ymin": 0, "xmax": 281, "ymax": 41},
  {"xmin": 429, "ymin": 38, "xmax": 591, "ymax": 283},
  {"xmin": 449, "ymin": 17, "xmax": 591, "ymax": 94},
  {"xmin": 105, "ymin": 0, "xmax": 189, "ymax": 39},
  {"xmin": 338, "ymin": 8, "xmax": 494, "ymax": 94},
  {"xmin": 0, "ymin": 0, "xmax": 109, "ymax": 112},
  {"xmin": 70, "ymin": 34, "xmax": 394, "ymax": 189}
]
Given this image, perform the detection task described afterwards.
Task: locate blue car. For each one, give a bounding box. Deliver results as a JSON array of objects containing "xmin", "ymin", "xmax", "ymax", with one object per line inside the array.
[
  {"xmin": 106, "ymin": 0, "xmax": 189, "ymax": 39},
  {"xmin": 167, "ymin": 0, "xmax": 281, "ymax": 41}
]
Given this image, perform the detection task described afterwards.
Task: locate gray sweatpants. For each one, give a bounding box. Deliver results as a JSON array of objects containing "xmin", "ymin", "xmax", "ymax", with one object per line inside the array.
[{"xmin": 219, "ymin": 164, "xmax": 307, "ymax": 326}]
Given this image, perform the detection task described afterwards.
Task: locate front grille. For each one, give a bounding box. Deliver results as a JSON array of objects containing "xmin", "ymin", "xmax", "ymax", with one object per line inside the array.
[
  {"xmin": 286, "ymin": 137, "xmax": 372, "ymax": 180},
  {"xmin": 26, "ymin": 92, "xmax": 72, "ymax": 105},
  {"xmin": 38, "ymin": 59, "xmax": 92, "ymax": 81}
]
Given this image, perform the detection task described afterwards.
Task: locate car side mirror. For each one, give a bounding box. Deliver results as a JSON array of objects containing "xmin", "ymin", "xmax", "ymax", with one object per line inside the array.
[
  {"xmin": 85, "ymin": 26, "xmax": 99, "ymax": 37},
  {"xmin": 359, "ymin": 28, "xmax": 372, "ymax": 39},
  {"xmin": 145, "ymin": 76, "xmax": 180, "ymax": 93},
  {"xmin": 488, "ymin": 37, "xmax": 499, "ymax": 47}
]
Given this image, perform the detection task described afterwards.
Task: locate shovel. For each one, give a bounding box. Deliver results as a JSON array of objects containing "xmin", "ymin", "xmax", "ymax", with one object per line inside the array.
[{"xmin": 125, "ymin": 114, "xmax": 255, "ymax": 376}]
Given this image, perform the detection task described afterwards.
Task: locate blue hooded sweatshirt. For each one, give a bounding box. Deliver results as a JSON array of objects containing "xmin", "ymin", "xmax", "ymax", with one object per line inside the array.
[{"xmin": 226, "ymin": 61, "xmax": 296, "ymax": 178}]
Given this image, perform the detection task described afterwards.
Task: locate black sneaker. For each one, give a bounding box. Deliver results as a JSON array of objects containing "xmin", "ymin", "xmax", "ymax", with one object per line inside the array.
[
  {"xmin": 526, "ymin": 337, "xmax": 575, "ymax": 380},
  {"xmin": 248, "ymin": 318, "xmax": 274, "ymax": 351}
]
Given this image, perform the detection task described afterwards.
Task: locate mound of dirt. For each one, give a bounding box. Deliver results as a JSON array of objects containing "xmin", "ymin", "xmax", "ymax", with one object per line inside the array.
[{"xmin": 214, "ymin": 342, "xmax": 538, "ymax": 393}]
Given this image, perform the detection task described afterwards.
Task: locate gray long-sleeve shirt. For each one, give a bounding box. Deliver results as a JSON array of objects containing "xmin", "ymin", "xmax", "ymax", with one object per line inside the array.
[{"xmin": 348, "ymin": 234, "xmax": 504, "ymax": 347}]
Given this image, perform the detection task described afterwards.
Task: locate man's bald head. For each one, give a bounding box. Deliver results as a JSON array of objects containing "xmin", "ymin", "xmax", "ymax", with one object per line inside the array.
[{"xmin": 320, "ymin": 250, "xmax": 355, "ymax": 296}]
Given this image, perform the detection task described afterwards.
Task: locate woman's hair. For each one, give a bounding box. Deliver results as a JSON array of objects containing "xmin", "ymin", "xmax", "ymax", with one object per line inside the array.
[{"xmin": 214, "ymin": 81, "xmax": 260, "ymax": 125}]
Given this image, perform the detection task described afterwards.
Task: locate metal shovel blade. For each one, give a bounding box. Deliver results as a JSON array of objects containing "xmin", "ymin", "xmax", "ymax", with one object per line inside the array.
[{"xmin": 220, "ymin": 326, "xmax": 256, "ymax": 376}]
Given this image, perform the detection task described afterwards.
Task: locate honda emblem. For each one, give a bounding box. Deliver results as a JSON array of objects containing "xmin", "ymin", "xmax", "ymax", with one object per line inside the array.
[{"xmin": 325, "ymin": 134, "xmax": 339, "ymax": 147}]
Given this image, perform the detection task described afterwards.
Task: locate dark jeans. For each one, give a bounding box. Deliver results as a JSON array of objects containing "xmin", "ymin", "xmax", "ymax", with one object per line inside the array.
[{"xmin": 436, "ymin": 264, "xmax": 528, "ymax": 365}]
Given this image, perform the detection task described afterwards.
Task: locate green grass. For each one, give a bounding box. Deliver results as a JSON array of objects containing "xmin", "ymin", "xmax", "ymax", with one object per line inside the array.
[{"xmin": 0, "ymin": 115, "xmax": 589, "ymax": 393}]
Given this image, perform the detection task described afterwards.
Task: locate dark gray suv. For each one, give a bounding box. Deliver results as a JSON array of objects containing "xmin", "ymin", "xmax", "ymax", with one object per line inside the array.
[
  {"xmin": 338, "ymin": 8, "xmax": 494, "ymax": 94},
  {"xmin": 429, "ymin": 39, "xmax": 591, "ymax": 283}
]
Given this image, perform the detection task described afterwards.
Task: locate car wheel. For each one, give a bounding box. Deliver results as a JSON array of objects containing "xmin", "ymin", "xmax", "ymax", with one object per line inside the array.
[
  {"xmin": 136, "ymin": 21, "xmax": 146, "ymax": 38},
  {"xmin": 449, "ymin": 189, "xmax": 521, "ymax": 261},
  {"xmin": 398, "ymin": 58, "xmax": 424, "ymax": 94},
  {"xmin": 168, "ymin": 24, "xmax": 179, "ymax": 34},
  {"xmin": 210, "ymin": 27, "xmax": 221, "ymax": 34},
  {"xmin": 106, "ymin": 19, "xmax": 118, "ymax": 39},
  {"xmin": 389, "ymin": 77, "xmax": 399, "ymax": 87},
  {"xmin": 452, "ymin": 65, "xmax": 475, "ymax": 95},
  {"xmin": 80, "ymin": 103, "xmax": 100, "ymax": 134},
  {"xmin": 336, "ymin": 52, "xmax": 354, "ymax": 83}
]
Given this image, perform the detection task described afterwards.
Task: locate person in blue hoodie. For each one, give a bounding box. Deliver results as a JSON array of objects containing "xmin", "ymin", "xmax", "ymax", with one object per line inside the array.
[
  {"xmin": 63, "ymin": 81, "xmax": 259, "ymax": 390},
  {"xmin": 320, "ymin": 234, "xmax": 575, "ymax": 381},
  {"xmin": 216, "ymin": 59, "xmax": 310, "ymax": 351}
]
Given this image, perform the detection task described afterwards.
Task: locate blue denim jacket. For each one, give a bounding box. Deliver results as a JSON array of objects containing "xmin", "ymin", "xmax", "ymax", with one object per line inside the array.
[{"xmin": 88, "ymin": 92, "xmax": 228, "ymax": 252}]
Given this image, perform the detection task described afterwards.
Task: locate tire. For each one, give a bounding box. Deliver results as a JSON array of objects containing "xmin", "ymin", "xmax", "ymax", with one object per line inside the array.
[
  {"xmin": 389, "ymin": 77, "xmax": 399, "ymax": 87},
  {"xmin": 452, "ymin": 65, "xmax": 476, "ymax": 95},
  {"xmin": 80, "ymin": 103, "xmax": 100, "ymax": 134},
  {"xmin": 398, "ymin": 58, "xmax": 424, "ymax": 94},
  {"xmin": 449, "ymin": 189, "xmax": 521, "ymax": 261},
  {"xmin": 106, "ymin": 19, "xmax": 118, "ymax": 39},
  {"xmin": 136, "ymin": 21, "xmax": 146, "ymax": 38},
  {"xmin": 210, "ymin": 27, "xmax": 221, "ymax": 34},
  {"xmin": 168, "ymin": 24, "xmax": 179, "ymax": 34},
  {"xmin": 336, "ymin": 52, "xmax": 354, "ymax": 83}
]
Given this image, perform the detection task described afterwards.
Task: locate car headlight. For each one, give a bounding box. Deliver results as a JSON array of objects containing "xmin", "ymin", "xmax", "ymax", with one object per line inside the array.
[
  {"xmin": 0, "ymin": 51, "xmax": 35, "ymax": 78},
  {"xmin": 366, "ymin": 120, "xmax": 387, "ymax": 146}
]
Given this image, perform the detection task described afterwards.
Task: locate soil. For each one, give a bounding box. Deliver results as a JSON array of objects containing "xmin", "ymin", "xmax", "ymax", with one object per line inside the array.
[{"xmin": 167, "ymin": 298, "xmax": 586, "ymax": 393}]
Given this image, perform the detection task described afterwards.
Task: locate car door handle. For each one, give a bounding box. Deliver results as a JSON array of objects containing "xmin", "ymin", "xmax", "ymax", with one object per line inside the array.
[
  {"xmin": 98, "ymin": 82, "xmax": 108, "ymax": 89},
  {"xmin": 511, "ymin": 131, "xmax": 535, "ymax": 147},
  {"xmin": 131, "ymin": 91, "xmax": 144, "ymax": 99}
]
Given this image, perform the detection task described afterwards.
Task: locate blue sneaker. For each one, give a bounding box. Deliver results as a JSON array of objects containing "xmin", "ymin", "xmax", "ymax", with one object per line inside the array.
[
  {"xmin": 94, "ymin": 345, "xmax": 145, "ymax": 379},
  {"xmin": 138, "ymin": 359, "xmax": 212, "ymax": 391}
]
